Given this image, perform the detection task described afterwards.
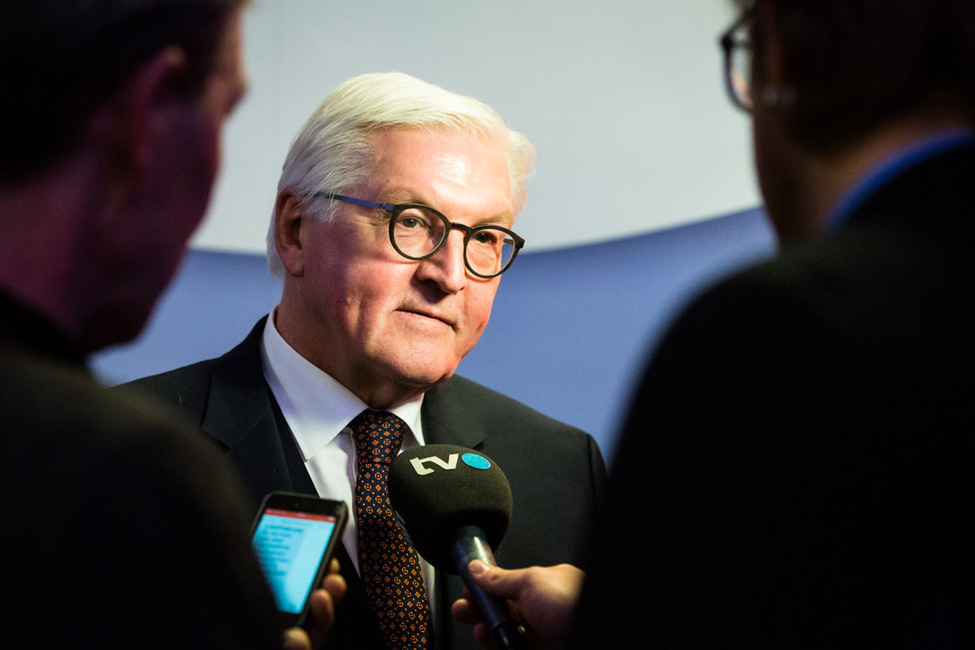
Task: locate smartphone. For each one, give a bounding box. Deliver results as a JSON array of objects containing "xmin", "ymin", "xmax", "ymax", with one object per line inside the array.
[{"xmin": 250, "ymin": 491, "xmax": 348, "ymax": 629}]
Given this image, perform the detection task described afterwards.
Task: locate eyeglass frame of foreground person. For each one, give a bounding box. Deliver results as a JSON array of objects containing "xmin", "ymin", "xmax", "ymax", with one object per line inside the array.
[
  {"xmin": 314, "ymin": 193, "xmax": 525, "ymax": 279},
  {"xmin": 719, "ymin": 5, "xmax": 798, "ymax": 115},
  {"xmin": 719, "ymin": 8, "xmax": 755, "ymax": 112}
]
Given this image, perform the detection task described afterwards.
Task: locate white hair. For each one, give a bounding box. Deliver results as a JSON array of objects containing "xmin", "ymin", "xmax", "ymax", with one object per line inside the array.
[{"xmin": 266, "ymin": 72, "xmax": 536, "ymax": 276}]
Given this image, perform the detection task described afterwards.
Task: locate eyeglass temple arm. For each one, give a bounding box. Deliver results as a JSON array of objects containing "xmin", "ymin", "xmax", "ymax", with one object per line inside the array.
[{"xmin": 315, "ymin": 192, "xmax": 398, "ymax": 213}]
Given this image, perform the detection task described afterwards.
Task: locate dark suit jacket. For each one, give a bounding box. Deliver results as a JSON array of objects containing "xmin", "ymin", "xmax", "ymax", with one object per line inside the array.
[
  {"xmin": 572, "ymin": 144, "xmax": 975, "ymax": 648},
  {"xmin": 129, "ymin": 318, "xmax": 607, "ymax": 650},
  {"xmin": 0, "ymin": 293, "xmax": 280, "ymax": 649}
]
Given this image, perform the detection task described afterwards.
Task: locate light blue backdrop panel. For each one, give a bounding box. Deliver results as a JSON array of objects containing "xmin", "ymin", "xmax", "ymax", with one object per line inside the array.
[{"xmin": 92, "ymin": 207, "xmax": 775, "ymax": 463}]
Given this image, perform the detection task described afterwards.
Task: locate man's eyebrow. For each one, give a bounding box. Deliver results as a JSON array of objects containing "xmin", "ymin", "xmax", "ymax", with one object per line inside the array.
[
  {"xmin": 379, "ymin": 188, "xmax": 427, "ymax": 205},
  {"xmin": 379, "ymin": 189, "xmax": 515, "ymax": 226}
]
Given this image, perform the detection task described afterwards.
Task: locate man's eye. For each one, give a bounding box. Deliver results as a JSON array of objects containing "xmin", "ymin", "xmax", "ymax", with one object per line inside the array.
[{"xmin": 472, "ymin": 230, "xmax": 500, "ymax": 246}]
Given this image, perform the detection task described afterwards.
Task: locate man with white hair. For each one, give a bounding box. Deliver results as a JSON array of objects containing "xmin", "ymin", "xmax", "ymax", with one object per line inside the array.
[{"xmin": 131, "ymin": 72, "xmax": 606, "ymax": 650}]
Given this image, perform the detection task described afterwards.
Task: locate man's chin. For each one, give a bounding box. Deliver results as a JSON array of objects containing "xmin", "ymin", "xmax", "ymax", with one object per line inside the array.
[
  {"xmin": 392, "ymin": 364, "xmax": 457, "ymax": 392},
  {"xmin": 367, "ymin": 361, "xmax": 459, "ymax": 408}
]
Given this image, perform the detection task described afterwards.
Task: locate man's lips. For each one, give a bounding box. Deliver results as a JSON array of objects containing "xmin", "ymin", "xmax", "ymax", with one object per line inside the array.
[{"xmin": 399, "ymin": 307, "xmax": 455, "ymax": 328}]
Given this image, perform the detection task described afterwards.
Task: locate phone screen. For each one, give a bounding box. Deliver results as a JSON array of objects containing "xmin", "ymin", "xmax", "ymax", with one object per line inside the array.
[{"xmin": 250, "ymin": 493, "xmax": 347, "ymax": 627}]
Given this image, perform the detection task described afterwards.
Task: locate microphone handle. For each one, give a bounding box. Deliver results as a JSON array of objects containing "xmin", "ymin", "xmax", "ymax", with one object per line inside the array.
[{"xmin": 451, "ymin": 525, "xmax": 529, "ymax": 650}]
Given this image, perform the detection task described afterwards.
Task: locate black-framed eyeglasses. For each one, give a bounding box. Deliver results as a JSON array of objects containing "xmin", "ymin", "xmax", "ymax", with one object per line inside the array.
[
  {"xmin": 719, "ymin": 11, "xmax": 754, "ymax": 112},
  {"xmin": 316, "ymin": 193, "xmax": 525, "ymax": 279}
]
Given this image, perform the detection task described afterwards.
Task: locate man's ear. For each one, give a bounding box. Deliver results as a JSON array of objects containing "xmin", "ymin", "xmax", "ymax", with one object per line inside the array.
[
  {"xmin": 274, "ymin": 189, "xmax": 307, "ymax": 278},
  {"xmin": 96, "ymin": 45, "xmax": 189, "ymax": 207}
]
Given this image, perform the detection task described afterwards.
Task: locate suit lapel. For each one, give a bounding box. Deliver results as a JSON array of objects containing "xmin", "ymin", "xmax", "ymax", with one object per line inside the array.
[
  {"xmin": 421, "ymin": 379, "xmax": 488, "ymax": 449},
  {"xmin": 206, "ymin": 318, "xmax": 387, "ymax": 649},
  {"xmin": 201, "ymin": 318, "xmax": 316, "ymax": 508}
]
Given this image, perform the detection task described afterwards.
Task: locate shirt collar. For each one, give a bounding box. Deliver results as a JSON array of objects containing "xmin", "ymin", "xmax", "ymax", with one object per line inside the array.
[
  {"xmin": 827, "ymin": 127, "xmax": 975, "ymax": 231},
  {"xmin": 259, "ymin": 308, "xmax": 425, "ymax": 461}
]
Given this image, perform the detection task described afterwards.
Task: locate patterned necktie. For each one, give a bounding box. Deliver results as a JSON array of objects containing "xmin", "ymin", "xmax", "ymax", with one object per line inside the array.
[{"xmin": 351, "ymin": 409, "xmax": 432, "ymax": 650}]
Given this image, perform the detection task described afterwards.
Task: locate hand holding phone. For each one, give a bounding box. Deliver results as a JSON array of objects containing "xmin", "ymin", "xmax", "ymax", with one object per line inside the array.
[{"xmin": 250, "ymin": 492, "xmax": 348, "ymax": 629}]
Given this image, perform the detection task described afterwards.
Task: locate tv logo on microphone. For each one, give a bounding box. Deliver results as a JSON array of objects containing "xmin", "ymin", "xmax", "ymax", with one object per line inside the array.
[{"xmin": 410, "ymin": 452, "xmax": 492, "ymax": 476}]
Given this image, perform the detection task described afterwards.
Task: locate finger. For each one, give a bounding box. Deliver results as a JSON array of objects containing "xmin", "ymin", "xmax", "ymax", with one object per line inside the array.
[
  {"xmin": 320, "ymin": 571, "xmax": 347, "ymax": 604},
  {"xmin": 467, "ymin": 561, "xmax": 523, "ymax": 599},
  {"xmin": 451, "ymin": 597, "xmax": 482, "ymax": 626},
  {"xmin": 281, "ymin": 628, "xmax": 311, "ymax": 650},
  {"xmin": 304, "ymin": 588, "xmax": 339, "ymax": 649}
]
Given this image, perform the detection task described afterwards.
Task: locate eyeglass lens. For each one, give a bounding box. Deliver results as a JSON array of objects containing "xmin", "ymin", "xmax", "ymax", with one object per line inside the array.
[
  {"xmin": 728, "ymin": 44, "xmax": 752, "ymax": 110},
  {"xmin": 391, "ymin": 206, "xmax": 516, "ymax": 277}
]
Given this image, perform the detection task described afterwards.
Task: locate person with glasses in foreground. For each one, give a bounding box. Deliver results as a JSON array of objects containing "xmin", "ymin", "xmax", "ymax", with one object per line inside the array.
[
  {"xmin": 129, "ymin": 72, "xmax": 606, "ymax": 650},
  {"xmin": 453, "ymin": 0, "xmax": 975, "ymax": 647}
]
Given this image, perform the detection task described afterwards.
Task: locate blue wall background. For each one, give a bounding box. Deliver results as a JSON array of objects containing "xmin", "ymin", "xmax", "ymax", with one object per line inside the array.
[{"xmin": 92, "ymin": 207, "xmax": 775, "ymax": 463}]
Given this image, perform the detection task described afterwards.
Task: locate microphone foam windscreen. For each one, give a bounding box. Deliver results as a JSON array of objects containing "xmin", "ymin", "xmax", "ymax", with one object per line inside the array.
[{"xmin": 389, "ymin": 444, "xmax": 513, "ymax": 570}]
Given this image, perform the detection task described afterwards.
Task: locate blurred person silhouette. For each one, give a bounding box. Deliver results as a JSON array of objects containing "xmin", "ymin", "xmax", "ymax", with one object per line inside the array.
[
  {"xmin": 0, "ymin": 1, "xmax": 343, "ymax": 647},
  {"xmin": 454, "ymin": 0, "xmax": 975, "ymax": 647}
]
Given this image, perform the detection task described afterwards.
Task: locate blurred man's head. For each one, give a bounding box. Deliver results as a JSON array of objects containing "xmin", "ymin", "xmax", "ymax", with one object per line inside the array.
[
  {"xmin": 0, "ymin": 0, "xmax": 249, "ymax": 351},
  {"xmin": 1, "ymin": 0, "xmax": 249, "ymax": 185},
  {"xmin": 734, "ymin": 0, "xmax": 975, "ymax": 149},
  {"xmin": 722, "ymin": 0, "xmax": 975, "ymax": 239}
]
